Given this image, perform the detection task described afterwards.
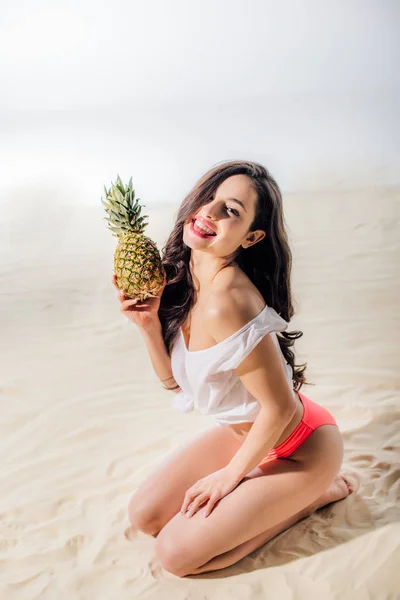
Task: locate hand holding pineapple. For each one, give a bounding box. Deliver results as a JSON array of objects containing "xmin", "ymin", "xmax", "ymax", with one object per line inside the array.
[{"xmin": 112, "ymin": 272, "xmax": 167, "ymax": 330}]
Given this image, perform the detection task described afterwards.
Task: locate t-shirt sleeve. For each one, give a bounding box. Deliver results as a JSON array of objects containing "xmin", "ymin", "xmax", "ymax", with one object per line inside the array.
[{"xmin": 210, "ymin": 310, "xmax": 288, "ymax": 373}]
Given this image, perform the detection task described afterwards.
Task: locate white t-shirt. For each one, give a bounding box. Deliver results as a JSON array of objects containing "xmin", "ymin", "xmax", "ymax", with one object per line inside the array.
[{"xmin": 170, "ymin": 304, "xmax": 295, "ymax": 428}]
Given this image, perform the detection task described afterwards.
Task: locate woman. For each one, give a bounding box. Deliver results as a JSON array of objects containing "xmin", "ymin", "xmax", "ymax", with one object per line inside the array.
[{"xmin": 113, "ymin": 160, "xmax": 359, "ymax": 577}]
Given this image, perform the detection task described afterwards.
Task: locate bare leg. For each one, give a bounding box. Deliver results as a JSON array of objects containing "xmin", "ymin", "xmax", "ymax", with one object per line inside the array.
[{"xmin": 188, "ymin": 473, "xmax": 357, "ymax": 575}]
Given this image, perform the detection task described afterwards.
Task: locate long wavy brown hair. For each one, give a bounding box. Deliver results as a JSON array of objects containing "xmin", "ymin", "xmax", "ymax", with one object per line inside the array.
[{"xmin": 158, "ymin": 159, "xmax": 310, "ymax": 392}]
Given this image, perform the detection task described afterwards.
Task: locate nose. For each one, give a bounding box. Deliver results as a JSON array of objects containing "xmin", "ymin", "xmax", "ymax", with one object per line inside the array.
[{"xmin": 200, "ymin": 203, "xmax": 218, "ymax": 221}]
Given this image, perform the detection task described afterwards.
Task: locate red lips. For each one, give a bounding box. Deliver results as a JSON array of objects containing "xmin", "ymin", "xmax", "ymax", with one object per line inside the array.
[{"xmin": 192, "ymin": 216, "xmax": 217, "ymax": 234}]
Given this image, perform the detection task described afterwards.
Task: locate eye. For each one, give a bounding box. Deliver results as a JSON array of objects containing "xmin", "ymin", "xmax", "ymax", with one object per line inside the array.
[{"xmin": 226, "ymin": 205, "xmax": 239, "ymax": 216}]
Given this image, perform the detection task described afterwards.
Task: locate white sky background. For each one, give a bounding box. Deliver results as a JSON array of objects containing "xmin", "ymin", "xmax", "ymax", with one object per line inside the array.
[{"xmin": 0, "ymin": 0, "xmax": 399, "ymax": 206}]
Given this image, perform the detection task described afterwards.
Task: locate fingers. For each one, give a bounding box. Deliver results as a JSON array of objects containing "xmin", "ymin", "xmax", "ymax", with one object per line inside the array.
[
  {"xmin": 112, "ymin": 274, "xmax": 135, "ymax": 301},
  {"xmin": 112, "ymin": 274, "xmax": 123, "ymax": 294},
  {"xmin": 112, "ymin": 274, "xmax": 150, "ymax": 307},
  {"xmin": 120, "ymin": 297, "xmax": 150, "ymax": 310},
  {"xmin": 185, "ymin": 493, "xmax": 209, "ymax": 518},
  {"xmin": 202, "ymin": 498, "xmax": 216, "ymax": 518},
  {"xmin": 181, "ymin": 492, "xmax": 193, "ymax": 515},
  {"xmin": 112, "ymin": 274, "xmax": 128, "ymax": 295},
  {"xmin": 120, "ymin": 298, "xmax": 139, "ymax": 310},
  {"xmin": 181, "ymin": 488, "xmax": 203, "ymax": 515}
]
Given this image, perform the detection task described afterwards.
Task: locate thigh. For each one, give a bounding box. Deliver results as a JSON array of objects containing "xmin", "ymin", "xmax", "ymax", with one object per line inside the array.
[
  {"xmin": 155, "ymin": 423, "xmax": 344, "ymax": 574},
  {"xmin": 155, "ymin": 449, "xmax": 341, "ymax": 575},
  {"xmin": 128, "ymin": 424, "xmax": 242, "ymax": 533}
]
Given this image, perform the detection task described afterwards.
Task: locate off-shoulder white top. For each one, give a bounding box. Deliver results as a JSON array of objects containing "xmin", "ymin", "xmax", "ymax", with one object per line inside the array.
[{"xmin": 170, "ymin": 304, "xmax": 295, "ymax": 428}]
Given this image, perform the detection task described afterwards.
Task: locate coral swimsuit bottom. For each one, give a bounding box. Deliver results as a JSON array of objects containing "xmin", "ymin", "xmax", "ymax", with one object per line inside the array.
[{"xmin": 260, "ymin": 391, "xmax": 338, "ymax": 464}]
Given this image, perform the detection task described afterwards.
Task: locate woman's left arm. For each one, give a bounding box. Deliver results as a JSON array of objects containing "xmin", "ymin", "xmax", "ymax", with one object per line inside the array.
[
  {"xmin": 181, "ymin": 403, "xmax": 292, "ymax": 519},
  {"xmin": 180, "ymin": 300, "xmax": 298, "ymax": 518},
  {"xmin": 226, "ymin": 404, "xmax": 294, "ymax": 482},
  {"xmin": 216, "ymin": 298, "xmax": 298, "ymax": 481}
]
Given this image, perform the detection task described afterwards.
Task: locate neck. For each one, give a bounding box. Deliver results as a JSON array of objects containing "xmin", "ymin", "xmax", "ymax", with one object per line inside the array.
[{"xmin": 189, "ymin": 252, "xmax": 237, "ymax": 293}]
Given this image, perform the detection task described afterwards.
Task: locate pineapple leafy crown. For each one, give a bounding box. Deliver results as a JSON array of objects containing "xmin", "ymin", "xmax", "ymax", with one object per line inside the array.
[{"xmin": 102, "ymin": 174, "xmax": 149, "ymax": 238}]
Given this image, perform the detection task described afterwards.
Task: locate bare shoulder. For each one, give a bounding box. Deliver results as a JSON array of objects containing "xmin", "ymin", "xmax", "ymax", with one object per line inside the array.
[{"xmin": 204, "ymin": 267, "xmax": 266, "ymax": 344}]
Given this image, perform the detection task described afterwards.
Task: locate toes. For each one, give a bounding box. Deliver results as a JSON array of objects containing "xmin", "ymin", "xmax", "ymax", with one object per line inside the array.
[
  {"xmin": 343, "ymin": 477, "xmax": 352, "ymax": 493},
  {"xmin": 341, "ymin": 472, "xmax": 361, "ymax": 495}
]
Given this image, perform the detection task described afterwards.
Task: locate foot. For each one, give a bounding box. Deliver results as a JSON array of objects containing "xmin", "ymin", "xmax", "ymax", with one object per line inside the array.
[{"xmin": 307, "ymin": 472, "xmax": 360, "ymax": 514}]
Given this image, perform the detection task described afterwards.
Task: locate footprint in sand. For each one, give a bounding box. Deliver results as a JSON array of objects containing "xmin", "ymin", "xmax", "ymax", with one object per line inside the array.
[
  {"xmin": 0, "ymin": 538, "xmax": 18, "ymax": 552},
  {"xmin": 66, "ymin": 534, "xmax": 88, "ymax": 555}
]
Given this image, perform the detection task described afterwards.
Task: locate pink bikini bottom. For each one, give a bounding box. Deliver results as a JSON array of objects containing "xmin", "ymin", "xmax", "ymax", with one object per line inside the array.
[{"xmin": 259, "ymin": 391, "xmax": 338, "ymax": 464}]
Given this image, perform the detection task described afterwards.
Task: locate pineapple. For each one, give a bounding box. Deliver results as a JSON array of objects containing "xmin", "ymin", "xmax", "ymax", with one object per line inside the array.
[{"xmin": 102, "ymin": 174, "xmax": 165, "ymax": 301}]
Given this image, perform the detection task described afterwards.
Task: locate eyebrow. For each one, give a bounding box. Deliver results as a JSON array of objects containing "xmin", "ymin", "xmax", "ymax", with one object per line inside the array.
[{"xmin": 223, "ymin": 197, "xmax": 247, "ymax": 213}]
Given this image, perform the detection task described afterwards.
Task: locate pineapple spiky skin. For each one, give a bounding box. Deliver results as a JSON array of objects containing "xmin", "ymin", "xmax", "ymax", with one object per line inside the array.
[
  {"xmin": 102, "ymin": 174, "xmax": 165, "ymax": 301},
  {"xmin": 114, "ymin": 233, "xmax": 164, "ymax": 301}
]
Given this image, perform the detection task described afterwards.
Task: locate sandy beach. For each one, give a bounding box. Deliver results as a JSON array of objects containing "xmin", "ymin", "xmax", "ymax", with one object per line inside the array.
[{"xmin": 0, "ymin": 185, "xmax": 399, "ymax": 599}]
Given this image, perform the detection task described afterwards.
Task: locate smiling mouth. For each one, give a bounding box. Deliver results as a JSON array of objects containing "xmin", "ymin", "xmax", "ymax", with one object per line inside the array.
[{"xmin": 191, "ymin": 218, "xmax": 217, "ymax": 236}]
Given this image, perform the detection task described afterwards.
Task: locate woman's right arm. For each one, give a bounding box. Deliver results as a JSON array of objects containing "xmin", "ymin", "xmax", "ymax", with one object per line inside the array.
[
  {"xmin": 139, "ymin": 319, "xmax": 182, "ymax": 394},
  {"xmin": 112, "ymin": 273, "xmax": 181, "ymax": 394}
]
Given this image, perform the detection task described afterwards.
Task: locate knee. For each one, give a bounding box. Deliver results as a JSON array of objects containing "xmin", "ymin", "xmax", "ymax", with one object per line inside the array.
[
  {"xmin": 127, "ymin": 494, "xmax": 160, "ymax": 536},
  {"xmin": 155, "ymin": 534, "xmax": 191, "ymax": 578}
]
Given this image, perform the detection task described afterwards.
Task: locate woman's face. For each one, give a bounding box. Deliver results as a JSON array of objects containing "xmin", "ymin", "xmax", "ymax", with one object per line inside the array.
[{"xmin": 183, "ymin": 174, "xmax": 265, "ymax": 255}]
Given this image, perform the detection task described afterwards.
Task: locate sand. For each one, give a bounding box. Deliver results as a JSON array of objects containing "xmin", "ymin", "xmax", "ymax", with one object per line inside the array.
[{"xmin": 0, "ymin": 186, "xmax": 399, "ymax": 599}]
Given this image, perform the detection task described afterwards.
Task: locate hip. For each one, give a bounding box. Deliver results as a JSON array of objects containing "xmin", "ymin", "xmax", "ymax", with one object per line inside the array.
[{"xmin": 224, "ymin": 390, "xmax": 338, "ymax": 453}]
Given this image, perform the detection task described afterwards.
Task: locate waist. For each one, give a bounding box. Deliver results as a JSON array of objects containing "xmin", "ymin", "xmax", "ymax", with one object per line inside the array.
[{"xmin": 219, "ymin": 390, "xmax": 305, "ymax": 446}]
